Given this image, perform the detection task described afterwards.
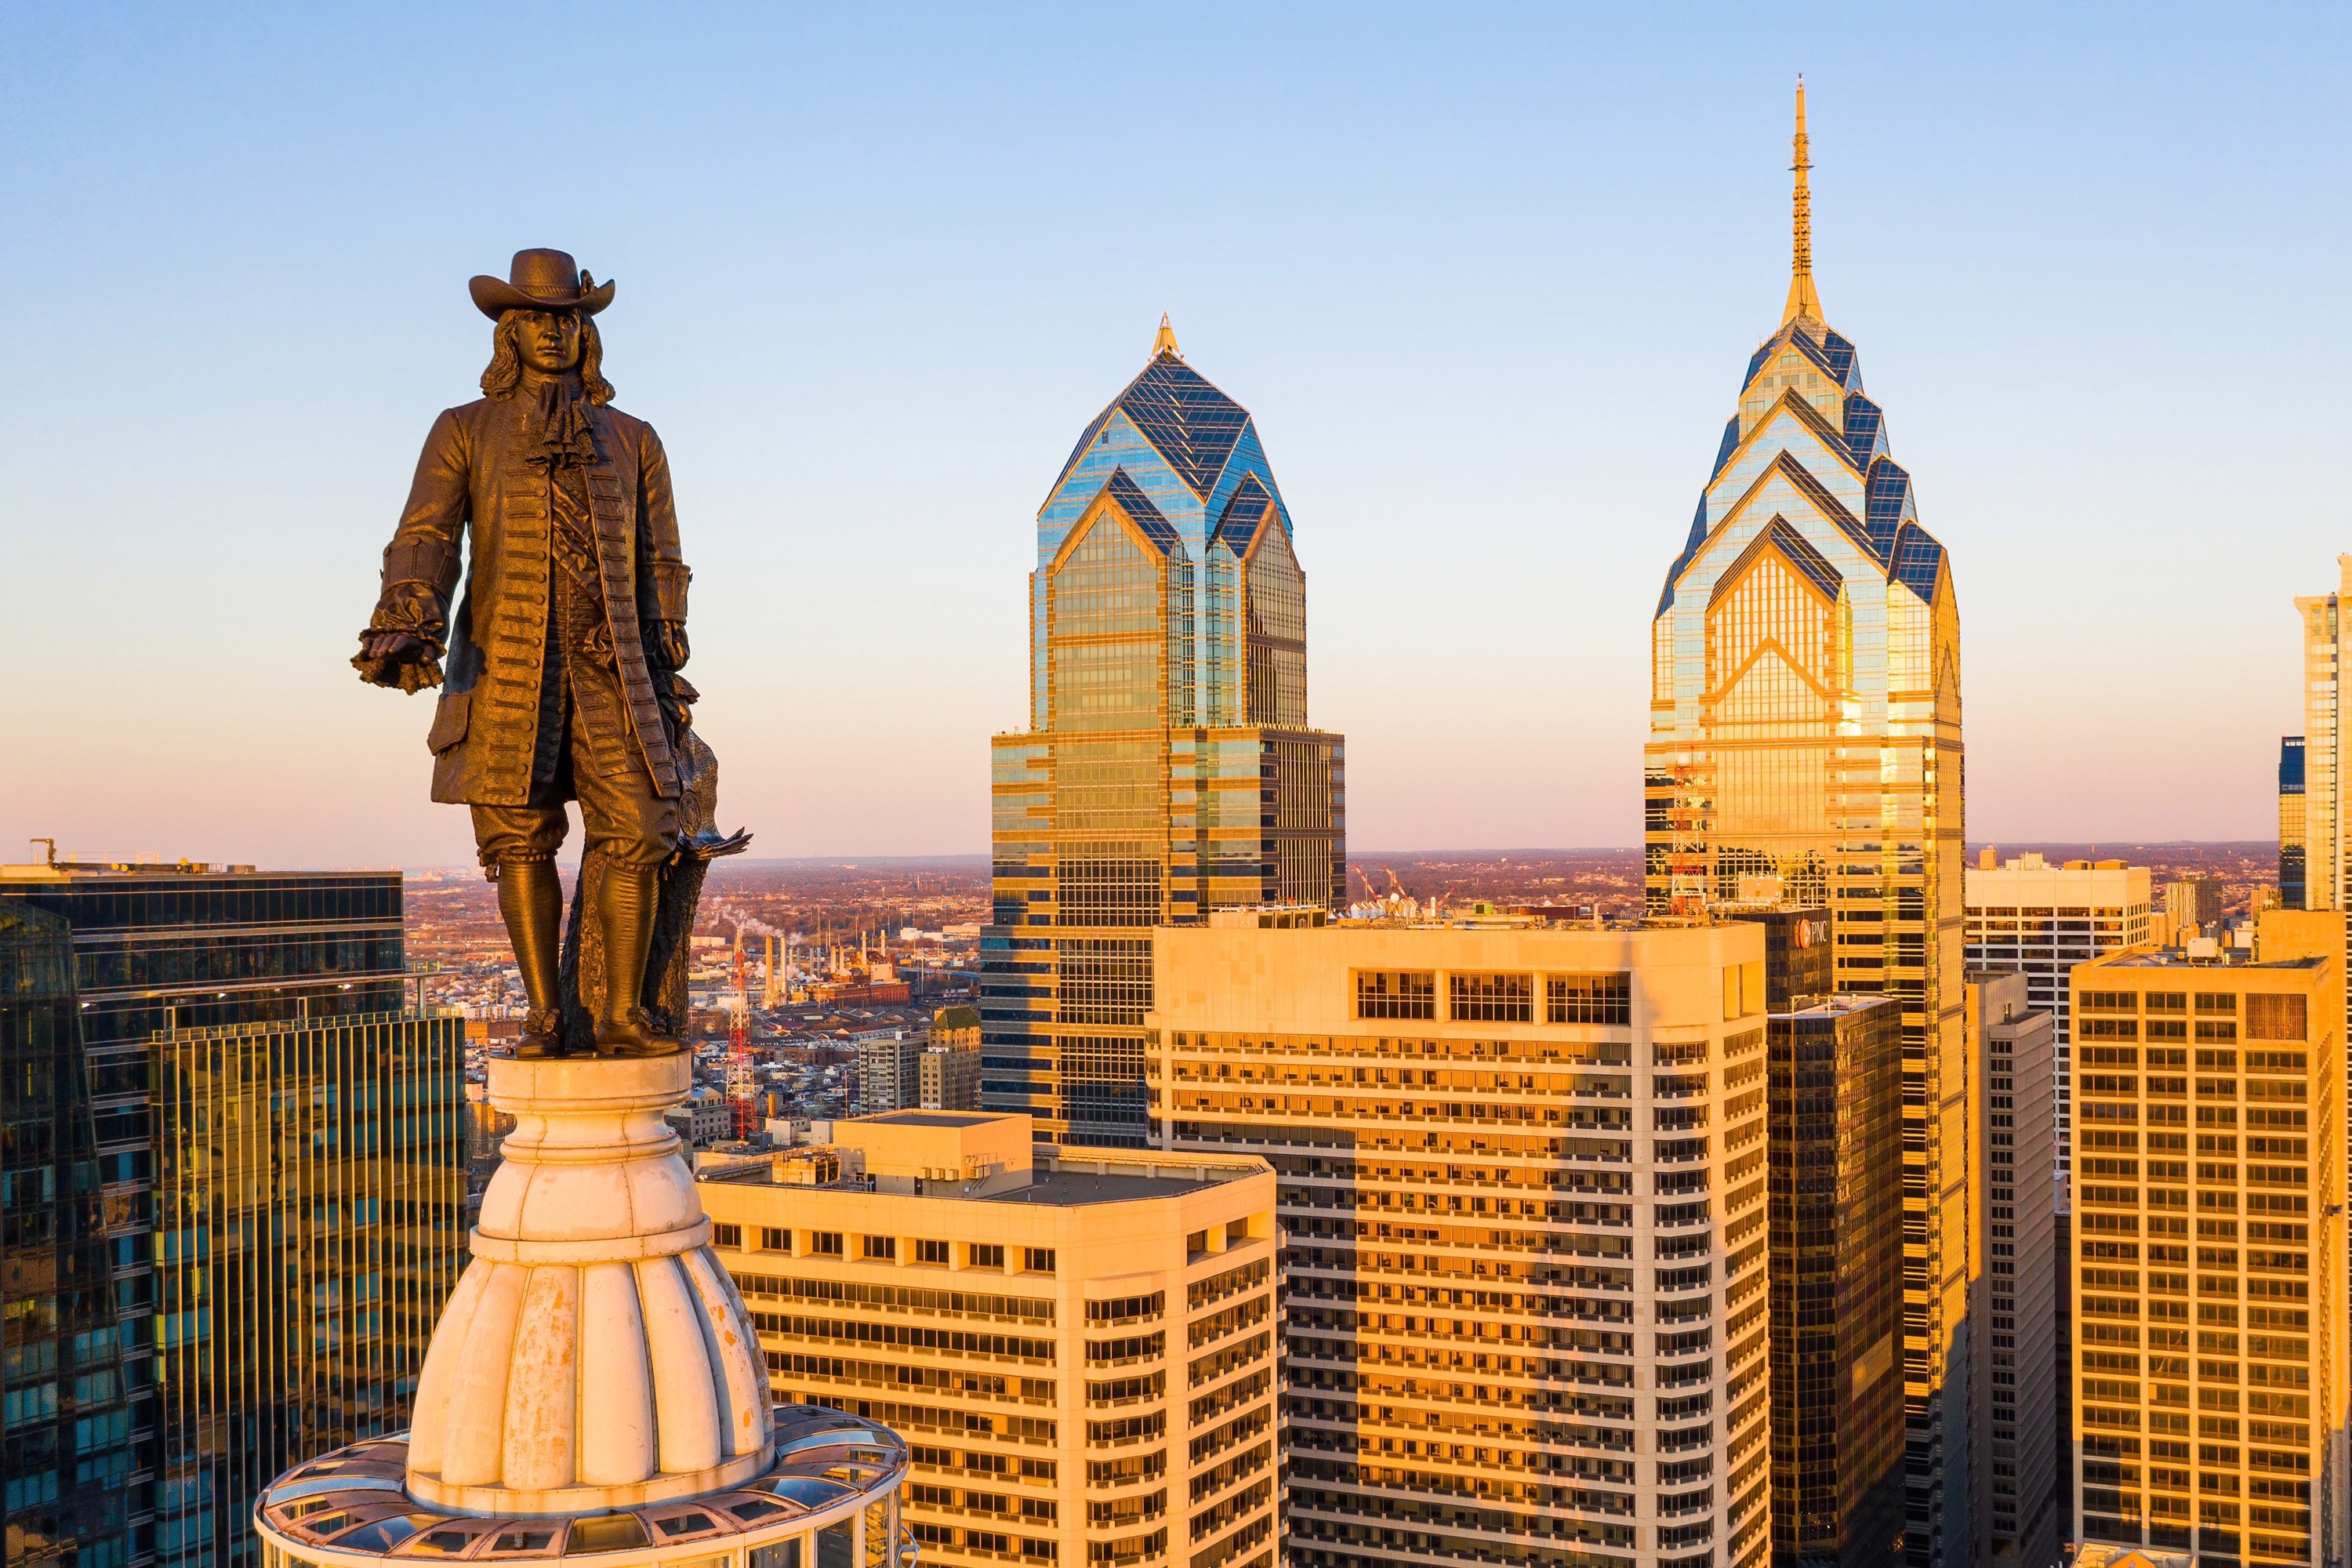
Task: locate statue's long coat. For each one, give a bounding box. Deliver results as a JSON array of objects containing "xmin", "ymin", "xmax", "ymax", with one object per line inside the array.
[{"xmin": 369, "ymin": 396, "xmax": 688, "ymax": 805}]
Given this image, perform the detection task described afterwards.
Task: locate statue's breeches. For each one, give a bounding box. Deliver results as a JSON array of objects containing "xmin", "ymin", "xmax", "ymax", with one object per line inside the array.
[{"xmin": 472, "ymin": 659, "xmax": 680, "ymax": 873}]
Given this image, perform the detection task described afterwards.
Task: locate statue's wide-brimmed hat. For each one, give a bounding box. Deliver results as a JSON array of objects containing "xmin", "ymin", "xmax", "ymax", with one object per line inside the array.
[{"xmin": 469, "ymin": 249, "xmax": 615, "ymax": 319}]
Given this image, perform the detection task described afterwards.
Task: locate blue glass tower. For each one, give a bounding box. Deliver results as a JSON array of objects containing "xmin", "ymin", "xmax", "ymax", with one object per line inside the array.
[{"xmin": 983, "ymin": 321, "xmax": 1345, "ymax": 1145}]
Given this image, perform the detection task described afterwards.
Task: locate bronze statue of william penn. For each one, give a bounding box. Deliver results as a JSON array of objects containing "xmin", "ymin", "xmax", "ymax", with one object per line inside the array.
[{"xmin": 355, "ymin": 248, "xmax": 735, "ymax": 1060}]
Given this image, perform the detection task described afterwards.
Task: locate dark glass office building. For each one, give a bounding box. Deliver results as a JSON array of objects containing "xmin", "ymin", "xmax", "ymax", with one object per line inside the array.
[
  {"xmin": 982, "ymin": 323, "xmax": 1345, "ymax": 1145},
  {"xmin": 0, "ymin": 901, "xmax": 136, "ymax": 1568},
  {"xmin": 0, "ymin": 861, "xmax": 464, "ymax": 1568},
  {"xmin": 2281, "ymin": 735, "xmax": 2307, "ymax": 909},
  {"xmin": 1765, "ymin": 953, "xmax": 1904, "ymax": 1568}
]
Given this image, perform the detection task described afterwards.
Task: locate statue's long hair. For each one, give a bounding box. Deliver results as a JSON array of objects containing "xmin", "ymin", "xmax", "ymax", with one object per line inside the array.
[{"xmin": 481, "ymin": 310, "xmax": 615, "ymax": 405}]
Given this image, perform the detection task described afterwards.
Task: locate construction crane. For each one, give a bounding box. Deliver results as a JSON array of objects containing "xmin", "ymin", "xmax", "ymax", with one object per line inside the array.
[
  {"xmin": 723, "ymin": 942, "xmax": 759, "ymax": 1140},
  {"xmin": 1667, "ymin": 760, "xmax": 1708, "ymax": 917}
]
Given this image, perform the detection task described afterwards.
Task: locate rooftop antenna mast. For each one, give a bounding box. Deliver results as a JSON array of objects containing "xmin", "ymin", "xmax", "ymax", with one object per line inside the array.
[{"xmin": 1782, "ymin": 74, "xmax": 1823, "ymax": 328}]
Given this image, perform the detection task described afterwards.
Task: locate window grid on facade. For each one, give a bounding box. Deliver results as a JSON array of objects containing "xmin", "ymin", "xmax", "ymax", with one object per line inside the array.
[
  {"xmin": 1152, "ymin": 928, "xmax": 1774, "ymax": 1568},
  {"xmin": 1446, "ymin": 972, "xmax": 1533, "ymax": 1023},
  {"xmin": 1548, "ymin": 972, "xmax": 1633, "ymax": 1025},
  {"xmin": 2069, "ymin": 946, "xmax": 2344, "ymax": 1568},
  {"xmin": 1354, "ymin": 971, "xmax": 1435, "ymax": 1021}
]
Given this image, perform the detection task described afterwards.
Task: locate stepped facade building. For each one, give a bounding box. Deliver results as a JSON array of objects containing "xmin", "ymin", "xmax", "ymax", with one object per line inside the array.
[
  {"xmin": 1642, "ymin": 84, "xmax": 1969, "ymax": 1565},
  {"xmin": 982, "ymin": 322, "xmax": 1345, "ymax": 1145}
]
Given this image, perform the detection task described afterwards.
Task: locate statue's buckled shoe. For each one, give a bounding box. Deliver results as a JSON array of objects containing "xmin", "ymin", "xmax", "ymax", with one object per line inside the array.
[
  {"xmin": 510, "ymin": 1009, "xmax": 567, "ymax": 1058},
  {"xmin": 595, "ymin": 1008, "xmax": 680, "ymax": 1059}
]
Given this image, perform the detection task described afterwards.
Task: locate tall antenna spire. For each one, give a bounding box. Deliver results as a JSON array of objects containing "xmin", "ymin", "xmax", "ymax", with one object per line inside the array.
[
  {"xmin": 1782, "ymin": 74, "xmax": 1822, "ymax": 327},
  {"xmin": 1152, "ymin": 312, "xmax": 1181, "ymax": 359}
]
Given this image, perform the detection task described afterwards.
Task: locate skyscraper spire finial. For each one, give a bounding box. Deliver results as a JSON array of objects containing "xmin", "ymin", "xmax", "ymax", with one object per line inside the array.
[
  {"xmin": 1782, "ymin": 74, "xmax": 1823, "ymax": 327},
  {"xmin": 1152, "ymin": 312, "xmax": 1181, "ymax": 359}
]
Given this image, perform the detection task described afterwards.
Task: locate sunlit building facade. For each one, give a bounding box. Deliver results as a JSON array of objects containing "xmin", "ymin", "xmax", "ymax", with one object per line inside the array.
[
  {"xmin": 151, "ymin": 1011, "xmax": 465, "ymax": 1567},
  {"xmin": 1642, "ymin": 85, "xmax": 1968, "ymax": 1566},
  {"xmin": 2067, "ymin": 912, "xmax": 2347, "ymax": 1567},
  {"xmin": 1147, "ymin": 916, "xmax": 1776, "ymax": 1568},
  {"xmin": 699, "ymin": 1111, "xmax": 1281, "ymax": 1568},
  {"xmin": 984, "ymin": 322, "xmax": 1346, "ymax": 1145}
]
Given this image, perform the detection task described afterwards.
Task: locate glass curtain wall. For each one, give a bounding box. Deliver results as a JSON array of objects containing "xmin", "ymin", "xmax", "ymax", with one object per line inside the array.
[
  {"xmin": 0, "ymin": 901, "xmax": 135, "ymax": 1568},
  {"xmin": 150, "ymin": 1012, "xmax": 464, "ymax": 1568},
  {"xmin": 0, "ymin": 870, "xmax": 431, "ymax": 1568}
]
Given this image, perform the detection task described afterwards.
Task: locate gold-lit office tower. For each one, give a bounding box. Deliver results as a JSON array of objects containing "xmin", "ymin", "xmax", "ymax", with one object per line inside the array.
[
  {"xmin": 1644, "ymin": 82, "xmax": 1967, "ymax": 1566},
  {"xmin": 2067, "ymin": 912, "xmax": 2347, "ymax": 1566},
  {"xmin": 984, "ymin": 321, "xmax": 1346, "ymax": 1146}
]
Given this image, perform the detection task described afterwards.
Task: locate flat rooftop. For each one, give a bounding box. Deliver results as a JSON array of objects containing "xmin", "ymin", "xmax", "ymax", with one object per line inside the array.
[
  {"xmin": 704, "ymin": 1148, "xmax": 1264, "ymax": 1206},
  {"xmin": 858, "ymin": 1111, "xmax": 996, "ymax": 1128},
  {"xmin": 978, "ymin": 1167, "xmax": 1227, "ymax": 1206},
  {"xmin": 2103, "ymin": 951, "xmax": 2325, "ymax": 970},
  {"xmin": 1772, "ymin": 992, "xmax": 1898, "ymax": 1018}
]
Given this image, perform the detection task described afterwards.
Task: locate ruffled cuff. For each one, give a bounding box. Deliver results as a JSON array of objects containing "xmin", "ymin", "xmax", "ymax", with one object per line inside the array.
[{"xmin": 368, "ymin": 580, "xmax": 448, "ymax": 658}]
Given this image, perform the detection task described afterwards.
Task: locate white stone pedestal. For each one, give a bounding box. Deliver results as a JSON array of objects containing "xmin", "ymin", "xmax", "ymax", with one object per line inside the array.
[
  {"xmin": 253, "ymin": 1053, "xmax": 911, "ymax": 1568},
  {"xmin": 407, "ymin": 1054, "xmax": 771, "ymax": 1514}
]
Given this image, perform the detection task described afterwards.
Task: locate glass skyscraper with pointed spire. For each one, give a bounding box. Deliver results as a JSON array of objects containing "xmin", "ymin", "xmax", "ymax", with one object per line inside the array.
[
  {"xmin": 1646, "ymin": 84, "xmax": 1969, "ymax": 1567},
  {"xmin": 982, "ymin": 321, "xmax": 1345, "ymax": 1145}
]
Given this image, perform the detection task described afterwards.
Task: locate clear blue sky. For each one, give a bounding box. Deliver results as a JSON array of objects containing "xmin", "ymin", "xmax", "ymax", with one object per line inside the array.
[{"xmin": 3, "ymin": 3, "xmax": 2344, "ymax": 867}]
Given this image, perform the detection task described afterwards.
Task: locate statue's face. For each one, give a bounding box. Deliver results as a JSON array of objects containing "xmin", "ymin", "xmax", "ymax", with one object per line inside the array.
[{"xmin": 514, "ymin": 310, "xmax": 584, "ymax": 376}]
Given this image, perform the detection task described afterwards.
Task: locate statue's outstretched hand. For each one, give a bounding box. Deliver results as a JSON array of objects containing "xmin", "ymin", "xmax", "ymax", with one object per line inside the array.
[{"xmin": 350, "ymin": 630, "xmax": 445, "ymax": 693}]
